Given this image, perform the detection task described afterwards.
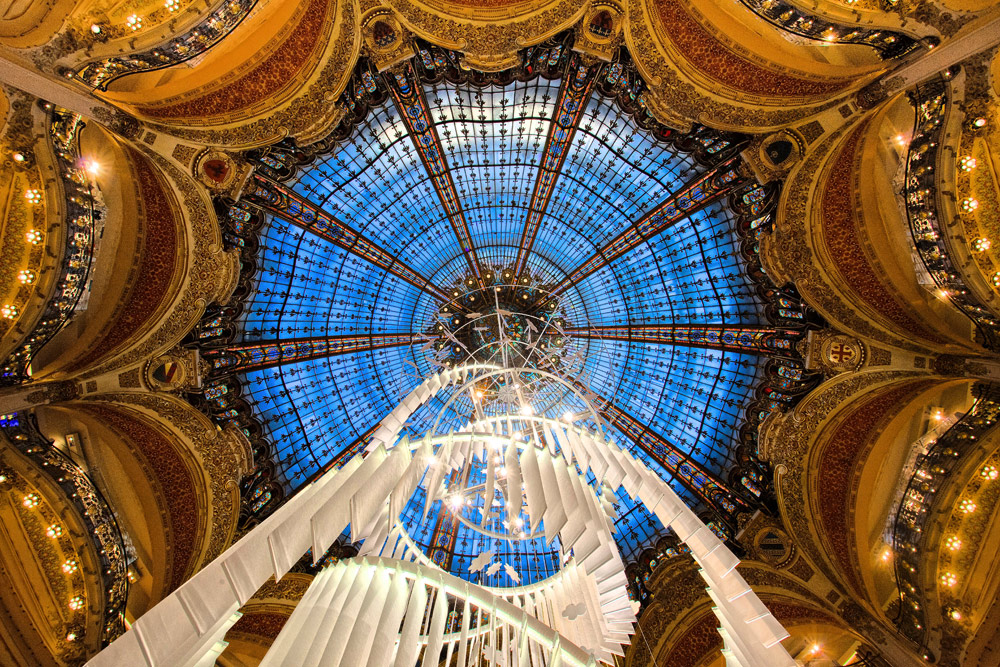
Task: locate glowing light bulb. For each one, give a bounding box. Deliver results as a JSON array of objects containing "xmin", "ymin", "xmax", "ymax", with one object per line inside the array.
[
  {"xmin": 973, "ymin": 237, "xmax": 991, "ymax": 252},
  {"xmin": 961, "ymin": 198, "xmax": 979, "ymax": 213},
  {"xmin": 960, "ymin": 499, "xmax": 977, "ymax": 514},
  {"xmin": 22, "ymin": 493, "xmax": 39, "ymax": 508},
  {"xmin": 25, "ymin": 229, "xmax": 42, "ymax": 245},
  {"xmin": 165, "ymin": 0, "xmax": 180, "ymax": 10},
  {"xmin": 68, "ymin": 596, "xmax": 84, "ymax": 611},
  {"xmin": 62, "ymin": 559, "xmax": 78, "ymax": 574},
  {"xmin": 520, "ymin": 404, "xmax": 534, "ymax": 416},
  {"xmin": 1, "ymin": 305, "xmax": 19, "ymax": 320},
  {"xmin": 940, "ymin": 572, "xmax": 957, "ymax": 587},
  {"xmin": 47, "ymin": 524, "xmax": 63, "ymax": 538},
  {"xmin": 126, "ymin": 14, "xmax": 142, "ymax": 30},
  {"xmin": 981, "ymin": 465, "xmax": 998, "ymax": 480},
  {"xmin": 959, "ymin": 156, "xmax": 977, "ymax": 171},
  {"xmin": 945, "ymin": 536, "xmax": 961, "ymax": 551},
  {"xmin": 90, "ymin": 24, "xmax": 101, "ymax": 34},
  {"xmin": 24, "ymin": 189, "xmax": 41, "ymax": 204},
  {"xmin": 17, "ymin": 270, "xmax": 35, "ymax": 285}
]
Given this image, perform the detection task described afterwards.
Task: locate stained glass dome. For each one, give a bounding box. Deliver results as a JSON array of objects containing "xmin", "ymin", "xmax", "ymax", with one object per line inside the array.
[{"xmin": 191, "ymin": 38, "xmax": 819, "ymax": 586}]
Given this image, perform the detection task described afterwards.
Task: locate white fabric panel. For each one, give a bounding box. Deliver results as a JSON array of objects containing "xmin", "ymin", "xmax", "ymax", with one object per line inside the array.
[
  {"xmin": 424, "ymin": 583, "xmax": 449, "ymax": 667},
  {"xmin": 310, "ymin": 562, "xmax": 378, "ymax": 666},
  {"xmin": 309, "ymin": 447, "xmax": 387, "ymax": 561},
  {"xmin": 262, "ymin": 563, "xmax": 346, "ymax": 665},
  {"xmin": 521, "ymin": 444, "xmax": 545, "ymax": 534},
  {"xmin": 504, "ymin": 437, "xmax": 523, "ymax": 525},
  {"xmin": 297, "ymin": 561, "xmax": 363, "ymax": 665},
  {"xmin": 366, "ymin": 566, "xmax": 411, "ymax": 666},
  {"xmin": 536, "ymin": 451, "xmax": 567, "ymax": 539},
  {"xmin": 350, "ymin": 446, "xmax": 411, "ymax": 542},
  {"xmin": 393, "ymin": 577, "xmax": 428, "ymax": 667},
  {"xmin": 465, "ymin": 608, "xmax": 481, "ymax": 667},
  {"xmin": 555, "ymin": 458, "xmax": 586, "ymax": 549},
  {"xmin": 482, "ymin": 455, "xmax": 496, "ymax": 526},
  {"xmin": 456, "ymin": 599, "xmax": 471, "ymax": 667}
]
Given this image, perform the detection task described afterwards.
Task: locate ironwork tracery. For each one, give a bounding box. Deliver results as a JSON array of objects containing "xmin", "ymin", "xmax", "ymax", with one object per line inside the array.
[{"xmin": 185, "ymin": 35, "xmax": 823, "ymax": 578}]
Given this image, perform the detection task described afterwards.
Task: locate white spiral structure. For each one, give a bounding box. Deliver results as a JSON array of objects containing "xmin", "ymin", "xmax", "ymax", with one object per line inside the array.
[{"xmin": 88, "ymin": 364, "xmax": 796, "ymax": 666}]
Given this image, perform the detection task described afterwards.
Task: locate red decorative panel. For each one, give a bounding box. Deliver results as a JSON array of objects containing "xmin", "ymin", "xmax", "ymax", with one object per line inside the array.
[
  {"xmin": 652, "ymin": 0, "xmax": 851, "ymax": 98},
  {"xmin": 816, "ymin": 380, "xmax": 934, "ymax": 593},
  {"xmin": 659, "ymin": 600, "xmax": 842, "ymax": 666},
  {"xmin": 137, "ymin": 0, "xmax": 328, "ymax": 120},
  {"xmin": 821, "ymin": 123, "xmax": 946, "ymax": 344},
  {"xmin": 67, "ymin": 149, "xmax": 179, "ymax": 372},
  {"xmin": 660, "ymin": 611, "xmax": 723, "ymax": 667},
  {"xmin": 81, "ymin": 404, "xmax": 199, "ymax": 592},
  {"xmin": 229, "ymin": 611, "xmax": 290, "ymax": 641}
]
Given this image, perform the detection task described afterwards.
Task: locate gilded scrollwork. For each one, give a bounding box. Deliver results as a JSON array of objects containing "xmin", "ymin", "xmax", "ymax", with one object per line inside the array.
[
  {"xmin": 141, "ymin": 0, "xmax": 361, "ymax": 149},
  {"xmin": 78, "ymin": 146, "xmax": 239, "ymax": 379},
  {"xmin": 83, "ymin": 391, "xmax": 252, "ymax": 568},
  {"xmin": 760, "ymin": 370, "xmax": 925, "ymax": 594}
]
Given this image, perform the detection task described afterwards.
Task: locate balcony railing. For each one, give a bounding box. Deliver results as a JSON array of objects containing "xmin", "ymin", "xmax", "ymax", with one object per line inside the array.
[
  {"xmin": 75, "ymin": 0, "xmax": 258, "ymax": 90},
  {"xmin": 737, "ymin": 0, "xmax": 920, "ymax": 59},
  {"xmin": 904, "ymin": 80, "xmax": 1000, "ymax": 351},
  {"xmin": 0, "ymin": 108, "xmax": 103, "ymax": 386},
  {"xmin": 890, "ymin": 382, "xmax": 1000, "ymax": 645},
  {"xmin": 0, "ymin": 411, "xmax": 130, "ymax": 646}
]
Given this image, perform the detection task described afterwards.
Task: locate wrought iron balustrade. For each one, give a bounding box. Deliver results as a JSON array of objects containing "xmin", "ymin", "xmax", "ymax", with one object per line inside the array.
[
  {"xmin": 737, "ymin": 0, "xmax": 919, "ymax": 58},
  {"xmin": 76, "ymin": 0, "xmax": 257, "ymax": 90},
  {"xmin": 904, "ymin": 80, "xmax": 1000, "ymax": 352},
  {"xmin": 890, "ymin": 382, "xmax": 1000, "ymax": 644},
  {"xmin": 0, "ymin": 411, "xmax": 130, "ymax": 646},
  {"xmin": 0, "ymin": 109, "xmax": 102, "ymax": 386}
]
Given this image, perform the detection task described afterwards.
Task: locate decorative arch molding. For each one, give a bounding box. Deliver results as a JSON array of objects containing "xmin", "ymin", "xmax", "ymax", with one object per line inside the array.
[
  {"xmin": 69, "ymin": 402, "xmax": 204, "ymax": 596},
  {"xmin": 112, "ymin": 0, "xmax": 361, "ymax": 148},
  {"xmin": 382, "ymin": 0, "xmax": 587, "ymax": 70},
  {"xmin": 31, "ymin": 136, "xmax": 239, "ymax": 380},
  {"xmin": 642, "ymin": 0, "xmax": 863, "ymax": 101},
  {"xmin": 764, "ymin": 113, "xmax": 981, "ymax": 353},
  {"xmin": 624, "ymin": 0, "xmax": 853, "ymax": 132},
  {"xmin": 806, "ymin": 378, "xmax": 947, "ymax": 596},
  {"xmin": 761, "ymin": 372, "xmax": 928, "ymax": 594},
  {"xmin": 626, "ymin": 557, "xmax": 860, "ymax": 667},
  {"xmin": 760, "ymin": 369, "xmax": 979, "ymax": 628},
  {"xmin": 72, "ymin": 393, "xmax": 251, "ymax": 587},
  {"xmin": 124, "ymin": 0, "xmax": 335, "ymax": 124},
  {"xmin": 54, "ymin": 145, "xmax": 186, "ymax": 374}
]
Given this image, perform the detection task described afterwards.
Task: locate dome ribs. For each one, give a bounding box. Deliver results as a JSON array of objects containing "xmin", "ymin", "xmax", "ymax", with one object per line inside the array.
[
  {"xmin": 542, "ymin": 156, "xmax": 744, "ymax": 304},
  {"xmin": 385, "ymin": 63, "xmax": 485, "ymax": 285},
  {"xmin": 513, "ymin": 56, "xmax": 601, "ymax": 278},
  {"xmin": 245, "ymin": 175, "xmax": 451, "ymax": 302}
]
